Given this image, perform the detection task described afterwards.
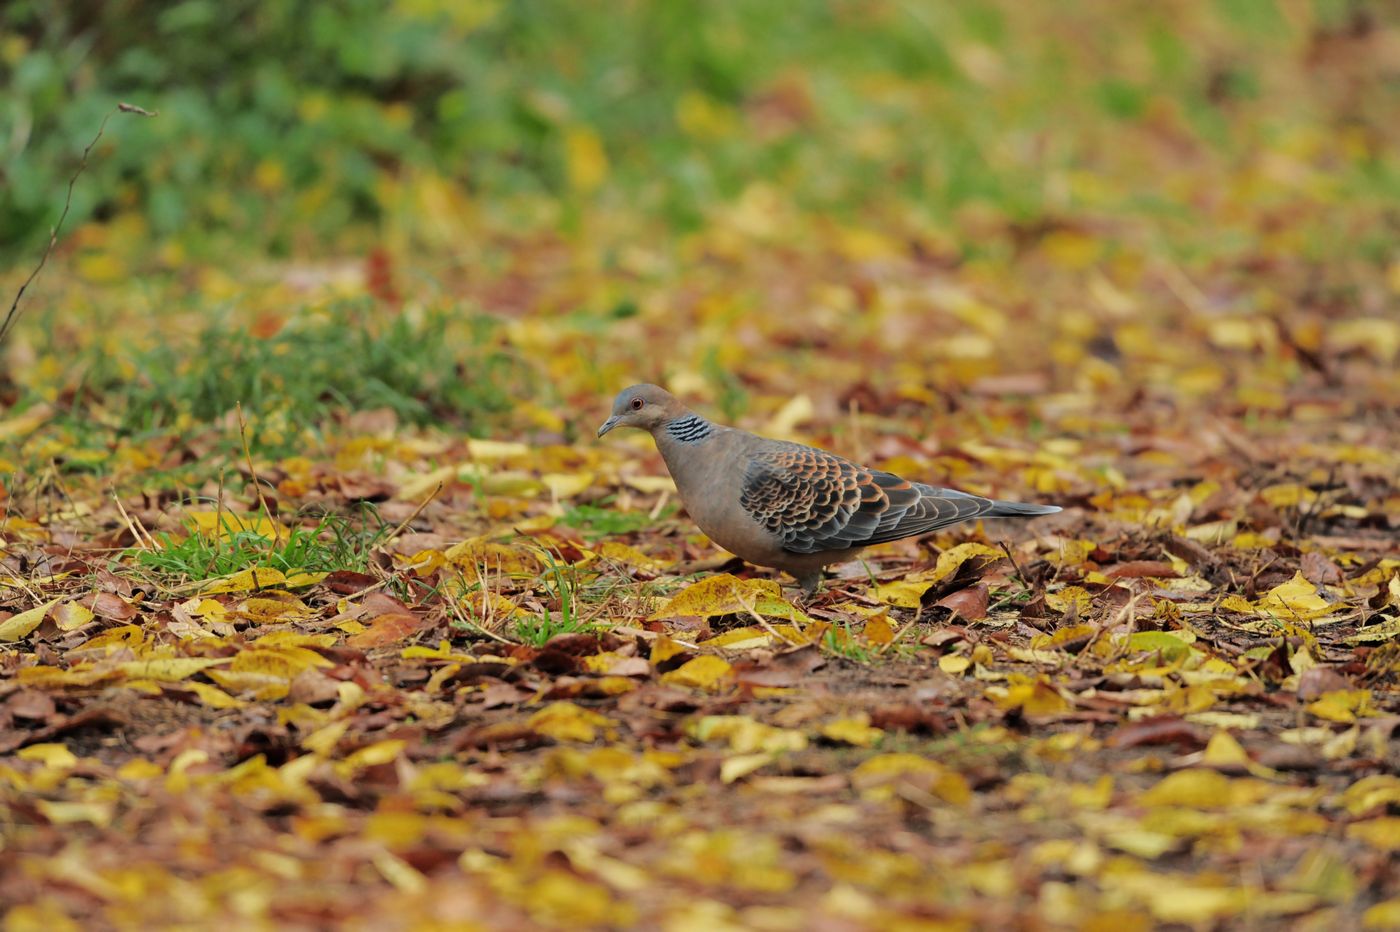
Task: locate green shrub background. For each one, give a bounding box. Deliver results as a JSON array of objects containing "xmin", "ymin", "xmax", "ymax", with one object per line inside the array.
[{"xmin": 5, "ymin": 0, "xmax": 1394, "ymax": 263}]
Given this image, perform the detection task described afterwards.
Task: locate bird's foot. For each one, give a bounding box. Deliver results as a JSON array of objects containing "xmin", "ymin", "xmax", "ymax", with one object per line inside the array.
[{"xmin": 794, "ymin": 572, "xmax": 823, "ymax": 605}]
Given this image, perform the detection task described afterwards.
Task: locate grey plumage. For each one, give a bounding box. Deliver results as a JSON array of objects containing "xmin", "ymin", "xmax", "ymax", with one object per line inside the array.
[{"xmin": 598, "ymin": 384, "xmax": 1061, "ymax": 595}]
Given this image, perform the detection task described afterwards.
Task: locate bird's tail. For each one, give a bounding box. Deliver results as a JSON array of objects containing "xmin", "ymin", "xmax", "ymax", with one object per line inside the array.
[{"xmin": 985, "ymin": 500, "xmax": 1062, "ymax": 518}]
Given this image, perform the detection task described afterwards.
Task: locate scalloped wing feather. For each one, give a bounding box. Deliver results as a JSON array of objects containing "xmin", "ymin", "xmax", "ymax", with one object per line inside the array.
[{"xmin": 738, "ymin": 442, "xmax": 1002, "ymax": 554}]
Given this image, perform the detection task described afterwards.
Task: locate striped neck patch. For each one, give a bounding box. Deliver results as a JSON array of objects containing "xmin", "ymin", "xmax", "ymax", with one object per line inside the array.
[{"xmin": 665, "ymin": 414, "xmax": 714, "ymax": 443}]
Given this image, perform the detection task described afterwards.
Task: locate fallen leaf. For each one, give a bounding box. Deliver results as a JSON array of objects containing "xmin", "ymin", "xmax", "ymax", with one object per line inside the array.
[
  {"xmin": 347, "ymin": 612, "xmax": 423, "ymax": 649},
  {"xmin": 0, "ymin": 598, "xmax": 59, "ymax": 641},
  {"xmin": 660, "ymin": 655, "xmax": 733, "ymax": 691}
]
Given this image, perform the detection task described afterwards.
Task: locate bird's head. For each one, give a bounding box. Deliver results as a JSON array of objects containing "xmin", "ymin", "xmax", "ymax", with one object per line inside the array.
[{"xmin": 597, "ymin": 384, "xmax": 683, "ymax": 437}]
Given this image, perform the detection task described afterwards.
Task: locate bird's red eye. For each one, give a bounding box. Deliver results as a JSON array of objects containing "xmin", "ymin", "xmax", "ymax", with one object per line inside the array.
[{"xmin": 630, "ymin": 398, "xmax": 643, "ymax": 410}]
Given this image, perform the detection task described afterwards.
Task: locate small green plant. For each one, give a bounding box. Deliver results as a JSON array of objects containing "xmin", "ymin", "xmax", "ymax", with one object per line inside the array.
[
  {"xmin": 821, "ymin": 620, "xmax": 879, "ymax": 663},
  {"xmin": 560, "ymin": 502, "xmax": 666, "ymax": 538},
  {"xmin": 511, "ymin": 552, "xmax": 599, "ymax": 646},
  {"xmin": 7, "ymin": 300, "xmax": 539, "ymax": 472},
  {"xmin": 512, "ymin": 612, "xmax": 593, "ymax": 647},
  {"xmin": 129, "ymin": 508, "xmax": 389, "ymax": 584}
]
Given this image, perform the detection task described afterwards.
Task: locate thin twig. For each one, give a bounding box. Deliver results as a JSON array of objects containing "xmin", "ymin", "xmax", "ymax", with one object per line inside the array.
[
  {"xmin": 451, "ymin": 563, "xmax": 514, "ymax": 645},
  {"xmin": 647, "ymin": 489, "xmax": 671, "ymax": 521},
  {"xmin": 737, "ymin": 593, "xmax": 792, "ymax": 645},
  {"xmin": 384, "ymin": 482, "xmax": 442, "ymax": 546},
  {"xmin": 112, "ymin": 493, "xmax": 156, "ymax": 551},
  {"xmin": 205, "ymin": 470, "xmax": 228, "ymax": 578},
  {"xmin": 1, "ymin": 102, "xmax": 157, "ymax": 349},
  {"xmin": 235, "ymin": 402, "xmax": 282, "ymax": 544},
  {"xmin": 877, "ymin": 617, "xmax": 920, "ymax": 656},
  {"xmin": 998, "ymin": 539, "xmax": 1031, "ymax": 594}
]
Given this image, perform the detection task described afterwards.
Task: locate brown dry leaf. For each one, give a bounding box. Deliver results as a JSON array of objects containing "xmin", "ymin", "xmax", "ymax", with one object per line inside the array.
[
  {"xmin": 934, "ymin": 584, "xmax": 989, "ymax": 620},
  {"xmin": 347, "ymin": 612, "xmax": 424, "ymax": 649}
]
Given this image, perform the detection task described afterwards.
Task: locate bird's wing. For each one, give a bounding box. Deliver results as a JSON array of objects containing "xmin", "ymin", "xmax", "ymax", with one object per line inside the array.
[{"xmin": 738, "ymin": 440, "xmax": 997, "ymax": 554}]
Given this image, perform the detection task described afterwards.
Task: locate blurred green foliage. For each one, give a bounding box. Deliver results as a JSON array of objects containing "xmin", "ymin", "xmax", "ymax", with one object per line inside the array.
[
  {"xmin": 28, "ymin": 300, "xmax": 531, "ymax": 457},
  {"xmin": 4, "ymin": 0, "xmax": 1393, "ymax": 263}
]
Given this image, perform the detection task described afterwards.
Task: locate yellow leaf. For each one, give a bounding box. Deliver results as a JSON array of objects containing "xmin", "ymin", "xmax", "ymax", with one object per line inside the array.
[
  {"xmin": 0, "ymin": 404, "xmax": 54, "ymax": 442},
  {"xmin": 564, "ymin": 125, "xmax": 608, "ymax": 194},
  {"xmin": 623, "ymin": 475, "xmax": 676, "ymax": 495},
  {"xmin": 72, "ymin": 624, "xmax": 146, "ymax": 653},
  {"xmin": 232, "ymin": 646, "xmax": 332, "ymax": 678},
  {"xmin": 466, "ymin": 438, "xmax": 531, "ymax": 460},
  {"xmin": 283, "ymin": 571, "xmax": 328, "ymax": 589},
  {"xmin": 1052, "ymin": 539, "xmax": 1096, "ymax": 566},
  {"xmin": 201, "ymin": 567, "xmax": 289, "ymax": 594},
  {"xmin": 529, "ymin": 701, "xmax": 614, "ymax": 743},
  {"xmin": 302, "ymin": 720, "xmax": 350, "ymax": 755},
  {"xmin": 939, "ymin": 654, "xmax": 971, "ymax": 675},
  {"xmin": 1218, "ymin": 594, "xmax": 1256, "ymax": 614},
  {"xmin": 1341, "ymin": 776, "xmax": 1400, "ymax": 816},
  {"xmin": 650, "ymin": 636, "xmax": 687, "ymax": 665},
  {"xmin": 206, "ymin": 669, "xmax": 291, "ymax": 701},
  {"xmin": 593, "ymin": 541, "xmax": 665, "ymax": 572},
  {"xmin": 0, "ymin": 597, "xmax": 59, "ymax": 641},
  {"xmin": 872, "ymin": 542, "xmax": 1002, "ymax": 607},
  {"xmin": 1033, "ymin": 623, "xmax": 1097, "ymax": 650},
  {"xmin": 821, "ymin": 716, "xmax": 884, "ymax": 748},
  {"xmin": 1200, "ymin": 731, "xmax": 1251, "ymax": 769},
  {"xmin": 862, "ymin": 614, "xmax": 895, "ymax": 646},
  {"xmin": 1045, "ymin": 586, "xmax": 1093, "ymax": 616},
  {"xmin": 1257, "ymin": 572, "xmax": 1333, "ymax": 620},
  {"xmin": 18, "ymin": 744, "xmax": 78, "ymax": 768},
  {"xmin": 36, "ymin": 799, "xmax": 114, "ymax": 827},
  {"xmin": 1307, "ymin": 689, "xmax": 1378, "ymax": 723},
  {"xmin": 1364, "ymin": 900, "xmax": 1400, "ymax": 929},
  {"xmin": 397, "ymin": 464, "xmax": 457, "ymax": 501},
  {"xmin": 691, "ymin": 716, "xmax": 807, "ymax": 753},
  {"xmin": 117, "ymin": 657, "xmax": 229, "ymax": 682},
  {"xmin": 186, "ymin": 510, "xmax": 288, "ymax": 541},
  {"xmin": 588, "ymin": 676, "xmax": 639, "ymax": 696},
  {"xmin": 851, "ymin": 753, "xmax": 971, "ymax": 806},
  {"xmin": 720, "ymin": 752, "xmax": 774, "ymax": 784},
  {"xmin": 18, "ymin": 664, "xmax": 116, "ymax": 688},
  {"xmin": 661, "ymin": 655, "xmax": 733, "ymax": 691},
  {"xmin": 373, "ymin": 850, "xmax": 428, "ymax": 895},
  {"xmin": 52, "ymin": 601, "xmax": 95, "ymax": 632},
  {"xmin": 342, "ymin": 739, "xmax": 406, "ymax": 770},
  {"xmin": 1124, "ymin": 631, "xmax": 1194, "ymax": 660},
  {"xmin": 541, "ymin": 472, "xmax": 594, "ymax": 499},
  {"xmin": 995, "ymin": 677, "xmax": 1071, "ymax": 716},
  {"xmin": 868, "ymin": 579, "xmax": 933, "ymax": 608},
  {"xmin": 401, "ymin": 641, "xmax": 477, "ymax": 663},
  {"xmin": 1347, "ymin": 818, "xmax": 1400, "ymax": 852},
  {"xmin": 444, "ymin": 540, "xmax": 540, "ymax": 577},
  {"xmin": 650, "ymin": 575, "xmax": 809, "ymax": 623},
  {"xmin": 1139, "ymin": 769, "xmax": 1235, "ymax": 808},
  {"xmin": 117, "ymin": 759, "xmax": 164, "ymax": 781},
  {"xmin": 183, "ymin": 682, "xmax": 245, "ymax": 709},
  {"xmin": 700, "ymin": 627, "xmax": 774, "ymax": 650},
  {"xmin": 233, "ymin": 596, "xmax": 313, "ymax": 624},
  {"xmin": 764, "ymin": 394, "xmax": 814, "ymax": 439}
]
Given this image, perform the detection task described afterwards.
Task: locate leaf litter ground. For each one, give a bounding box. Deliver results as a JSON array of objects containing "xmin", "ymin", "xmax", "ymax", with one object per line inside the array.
[
  {"xmin": 4, "ymin": 18, "xmax": 1400, "ymax": 931},
  {"xmin": 2, "ymin": 236, "xmax": 1396, "ymax": 928}
]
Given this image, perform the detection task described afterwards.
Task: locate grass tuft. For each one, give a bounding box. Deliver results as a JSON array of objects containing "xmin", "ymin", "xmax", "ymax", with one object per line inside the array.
[{"xmin": 129, "ymin": 509, "xmax": 390, "ymax": 584}]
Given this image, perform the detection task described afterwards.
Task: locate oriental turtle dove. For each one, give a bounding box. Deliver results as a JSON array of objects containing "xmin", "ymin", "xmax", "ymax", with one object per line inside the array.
[{"xmin": 598, "ymin": 384, "xmax": 1061, "ymax": 596}]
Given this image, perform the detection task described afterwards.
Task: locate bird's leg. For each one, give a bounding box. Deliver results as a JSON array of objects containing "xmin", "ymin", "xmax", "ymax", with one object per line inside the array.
[{"xmin": 795, "ymin": 571, "xmax": 822, "ymax": 602}]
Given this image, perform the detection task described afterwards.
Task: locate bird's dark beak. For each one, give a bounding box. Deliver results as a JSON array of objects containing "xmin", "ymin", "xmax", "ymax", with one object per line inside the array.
[{"xmin": 596, "ymin": 416, "xmax": 620, "ymax": 438}]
